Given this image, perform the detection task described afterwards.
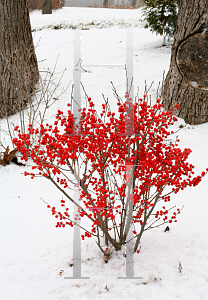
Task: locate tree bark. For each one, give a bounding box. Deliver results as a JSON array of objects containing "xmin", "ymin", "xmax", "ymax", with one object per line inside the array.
[
  {"xmin": 161, "ymin": 0, "xmax": 208, "ymax": 125},
  {"xmin": 42, "ymin": 0, "xmax": 52, "ymax": 14},
  {"xmin": 131, "ymin": 0, "xmax": 137, "ymax": 8},
  {"xmin": 103, "ymin": 0, "xmax": 109, "ymax": 7},
  {"xmin": 0, "ymin": 0, "xmax": 39, "ymax": 119}
]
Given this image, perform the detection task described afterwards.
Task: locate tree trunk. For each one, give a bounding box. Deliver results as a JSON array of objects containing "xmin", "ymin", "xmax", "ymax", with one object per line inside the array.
[
  {"xmin": 131, "ymin": 0, "xmax": 137, "ymax": 8},
  {"xmin": 0, "ymin": 0, "xmax": 39, "ymax": 119},
  {"xmin": 103, "ymin": 0, "xmax": 109, "ymax": 7},
  {"xmin": 161, "ymin": 0, "xmax": 208, "ymax": 125},
  {"xmin": 42, "ymin": 0, "xmax": 52, "ymax": 14}
]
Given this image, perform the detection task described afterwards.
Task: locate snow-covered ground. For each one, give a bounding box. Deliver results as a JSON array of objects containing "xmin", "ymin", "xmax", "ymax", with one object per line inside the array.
[
  {"xmin": 30, "ymin": 7, "xmax": 144, "ymax": 30},
  {"xmin": 0, "ymin": 7, "xmax": 208, "ymax": 300}
]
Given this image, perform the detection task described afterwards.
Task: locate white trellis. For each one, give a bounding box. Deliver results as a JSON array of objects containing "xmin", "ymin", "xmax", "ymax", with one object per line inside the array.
[{"xmin": 64, "ymin": 28, "xmax": 142, "ymax": 280}]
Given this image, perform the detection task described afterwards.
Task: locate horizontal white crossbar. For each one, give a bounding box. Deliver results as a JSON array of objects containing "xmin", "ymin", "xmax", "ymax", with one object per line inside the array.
[{"xmin": 82, "ymin": 64, "xmax": 125, "ymax": 67}]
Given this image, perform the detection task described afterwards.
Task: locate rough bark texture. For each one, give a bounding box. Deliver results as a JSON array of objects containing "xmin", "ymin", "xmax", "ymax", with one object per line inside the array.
[
  {"xmin": 161, "ymin": 0, "xmax": 208, "ymax": 125},
  {"xmin": 0, "ymin": 0, "xmax": 39, "ymax": 119},
  {"xmin": 176, "ymin": 32, "xmax": 208, "ymax": 90},
  {"xmin": 42, "ymin": 0, "xmax": 52, "ymax": 14}
]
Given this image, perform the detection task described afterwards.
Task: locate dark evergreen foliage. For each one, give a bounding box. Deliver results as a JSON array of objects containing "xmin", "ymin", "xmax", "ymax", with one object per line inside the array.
[{"xmin": 141, "ymin": 0, "xmax": 180, "ymax": 39}]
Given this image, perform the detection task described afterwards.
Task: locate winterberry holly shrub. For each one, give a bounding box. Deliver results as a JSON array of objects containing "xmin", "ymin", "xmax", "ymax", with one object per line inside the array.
[{"xmin": 13, "ymin": 93, "xmax": 207, "ymax": 253}]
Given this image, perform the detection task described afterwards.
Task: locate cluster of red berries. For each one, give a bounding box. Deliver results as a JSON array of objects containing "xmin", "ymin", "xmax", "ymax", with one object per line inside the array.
[{"xmin": 12, "ymin": 95, "xmax": 208, "ymax": 243}]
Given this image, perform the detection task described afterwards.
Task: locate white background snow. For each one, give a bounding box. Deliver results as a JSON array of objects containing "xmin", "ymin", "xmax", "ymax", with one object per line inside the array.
[{"xmin": 0, "ymin": 7, "xmax": 208, "ymax": 300}]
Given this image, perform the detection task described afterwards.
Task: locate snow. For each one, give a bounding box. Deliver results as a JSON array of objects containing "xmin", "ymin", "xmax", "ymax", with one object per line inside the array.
[
  {"xmin": 1, "ymin": 7, "xmax": 208, "ymax": 300},
  {"xmin": 191, "ymin": 81, "xmax": 199, "ymax": 88},
  {"xmin": 30, "ymin": 7, "xmax": 144, "ymax": 30}
]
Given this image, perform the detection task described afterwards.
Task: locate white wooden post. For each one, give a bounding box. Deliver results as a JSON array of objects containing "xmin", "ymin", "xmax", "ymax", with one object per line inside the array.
[
  {"xmin": 118, "ymin": 28, "xmax": 141, "ymax": 279},
  {"xmin": 64, "ymin": 29, "xmax": 89, "ymax": 279}
]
